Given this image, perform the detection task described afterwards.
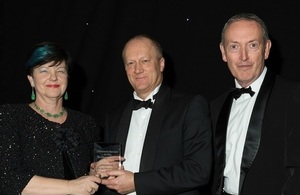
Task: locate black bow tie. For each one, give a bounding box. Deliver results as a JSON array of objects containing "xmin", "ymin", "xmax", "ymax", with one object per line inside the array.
[
  {"xmin": 132, "ymin": 99, "xmax": 154, "ymax": 110},
  {"xmin": 231, "ymin": 86, "xmax": 255, "ymax": 99}
]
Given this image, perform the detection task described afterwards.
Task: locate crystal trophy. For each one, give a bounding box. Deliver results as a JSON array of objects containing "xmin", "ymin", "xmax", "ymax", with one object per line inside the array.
[{"xmin": 93, "ymin": 142, "xmax": 122, "ymax": 178}]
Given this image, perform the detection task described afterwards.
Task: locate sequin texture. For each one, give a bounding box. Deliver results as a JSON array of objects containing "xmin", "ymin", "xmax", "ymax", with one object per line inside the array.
[{"xmin": 0, "ymin": 104, "xmax": 100, "ymax": 194}]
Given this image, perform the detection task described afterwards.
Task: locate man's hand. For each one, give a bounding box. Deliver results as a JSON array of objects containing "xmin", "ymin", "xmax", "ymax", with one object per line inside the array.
[
  {"xmin": 90, "ymin": 156, "xmax": 125, "ymax": 178},
  {"xmin": 101, "ymin": 170, "xmax": 135, "ymax": 194}
]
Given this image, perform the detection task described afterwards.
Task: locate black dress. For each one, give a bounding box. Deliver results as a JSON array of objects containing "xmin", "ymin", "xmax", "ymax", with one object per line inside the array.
[{"xmin": 0, "ymin": 103, "xmax": 100, "ymax": 194}]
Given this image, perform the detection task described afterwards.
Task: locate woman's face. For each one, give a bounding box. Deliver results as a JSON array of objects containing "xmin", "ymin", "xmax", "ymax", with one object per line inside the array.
[{"xmin": 27, "ymin": 61, "xmax": 68, "ymax": 101}]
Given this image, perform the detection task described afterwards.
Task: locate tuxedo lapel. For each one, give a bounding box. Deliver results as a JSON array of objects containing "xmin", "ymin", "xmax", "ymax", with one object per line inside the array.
[
  {"xmin": 215, "ymin": 93, "xmax": 233, "ymax": 162},
  {"xmin": 139, "ymin": 85, "xmax": 170, "ymax": 171},
  {"xmin": 215, "ymin": 92, "xmax": 233, "ymax": 194},
  {"xmin": 239, "ymin": 70, "xmax": 275, "ymax": 192},
  {"xmin": 115, "ymin": 102, "xmax": 134, "ymax": 155}
]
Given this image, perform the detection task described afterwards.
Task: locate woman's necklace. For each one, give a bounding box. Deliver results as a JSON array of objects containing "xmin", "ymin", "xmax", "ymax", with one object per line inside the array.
[{"xmin": 34, "ymin": 102, "xmax": 65, "ymax": 118}]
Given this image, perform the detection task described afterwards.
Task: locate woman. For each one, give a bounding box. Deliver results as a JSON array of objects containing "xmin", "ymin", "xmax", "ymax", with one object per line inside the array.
[{"xmin": 0, "ymin": 42, "xmax": 101, "ymax": 195}]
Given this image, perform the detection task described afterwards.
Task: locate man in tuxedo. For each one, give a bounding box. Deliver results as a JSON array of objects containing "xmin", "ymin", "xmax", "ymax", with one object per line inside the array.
[
  {"xmin": 100, "ymin": 34, "xmax": 212, "ymax": 195},
  {"xmin": 210, "ymin": 13, "xmax": 300, "ymax": 195}
]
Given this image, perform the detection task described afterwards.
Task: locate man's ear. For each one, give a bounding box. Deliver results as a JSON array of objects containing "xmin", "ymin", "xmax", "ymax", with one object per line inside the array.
[
  {"xmin": 160, "ymin": 58, "xmax": 165, "ymax": 72},
  {"xmin": 220, "ymin": 43, "xmax": 227, "ymax": 62}
]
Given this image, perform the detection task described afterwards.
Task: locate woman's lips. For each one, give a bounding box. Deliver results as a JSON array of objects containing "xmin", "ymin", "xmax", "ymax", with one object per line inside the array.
[{"xmin": 46, "ymin": 84, "xmax": 60, "ymax": 88}]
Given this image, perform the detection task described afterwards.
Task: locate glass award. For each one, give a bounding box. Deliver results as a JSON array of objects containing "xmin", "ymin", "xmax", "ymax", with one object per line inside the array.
[{"xmin": 93, "ymin": 142, "xmax": 122, "ymax": 178}]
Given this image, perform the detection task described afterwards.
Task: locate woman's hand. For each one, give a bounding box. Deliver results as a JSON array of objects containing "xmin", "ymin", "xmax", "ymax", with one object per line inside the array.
[{"xmin": 68, "ymin": 175, "xmax": 101, "ymax": 195}]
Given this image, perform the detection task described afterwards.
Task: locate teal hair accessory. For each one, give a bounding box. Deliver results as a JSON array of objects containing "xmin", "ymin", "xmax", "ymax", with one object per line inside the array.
[{"xmin": 26, "ymin": 45, "xmax": 51, "ymax": 67}]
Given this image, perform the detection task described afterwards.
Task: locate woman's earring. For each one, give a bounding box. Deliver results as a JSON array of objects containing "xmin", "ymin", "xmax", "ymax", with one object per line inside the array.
[
  {"xmin": 64, "ymin": 91, "xmax": 68, "ymax": 100},
  {"xmin": 31, "ymin": 87, "xmax": 35, "ymax": 100}
]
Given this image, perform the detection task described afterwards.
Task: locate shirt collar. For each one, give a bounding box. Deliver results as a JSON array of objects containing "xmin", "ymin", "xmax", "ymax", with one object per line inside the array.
[
  {"xmin": 133, "ymin": 84, "xmax": 161, "ymax": 101},
  {"xmin": 235, "ymin": 66, "xmax": 267, "ymax": 94}
]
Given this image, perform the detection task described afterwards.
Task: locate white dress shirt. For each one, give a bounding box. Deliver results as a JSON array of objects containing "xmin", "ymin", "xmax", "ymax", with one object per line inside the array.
[
  {"xmin": 123, "ymin": 85, "xmax": 160, "ymax": 195},
  {"xmin": 223, "ymin": 67, "xmax": 267, "ymax": 194}
]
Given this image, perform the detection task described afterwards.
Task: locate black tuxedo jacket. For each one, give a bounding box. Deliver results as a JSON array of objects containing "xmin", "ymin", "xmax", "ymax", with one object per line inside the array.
[
  {"xmin": 102, "ymin": 84, "xmax": 212, "ymax": 195},
  {"xmin": 210, "ymin": 70, "xmax": 300, "ymax": 195}
]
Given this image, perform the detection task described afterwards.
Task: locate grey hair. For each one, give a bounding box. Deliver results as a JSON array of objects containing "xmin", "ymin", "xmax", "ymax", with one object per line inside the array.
[
  {"xmin": 220, "ymin": 13, "xmax": 270, "ymax": 45},
  {"xmin": 122, "ymin": 34, "xmax": 163, "ymax": 61}
]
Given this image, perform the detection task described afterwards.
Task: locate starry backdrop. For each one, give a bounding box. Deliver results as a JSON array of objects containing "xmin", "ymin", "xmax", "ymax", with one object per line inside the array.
[{"xmin": 1, "ymin": 0, "xmax": 300, "ymax": 131}]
